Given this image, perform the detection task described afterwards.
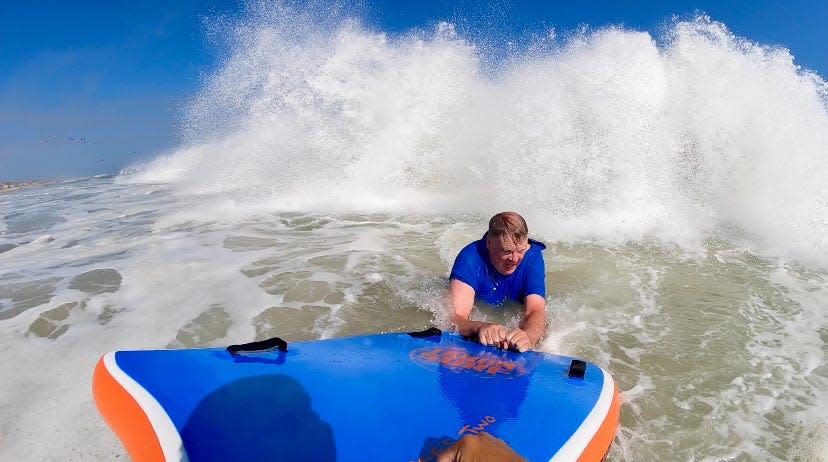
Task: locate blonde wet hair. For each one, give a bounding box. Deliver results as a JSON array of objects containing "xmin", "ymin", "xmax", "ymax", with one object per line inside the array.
[{"xmin": 488, "ymin": 212, "xmax": 528, "ymax": 244}]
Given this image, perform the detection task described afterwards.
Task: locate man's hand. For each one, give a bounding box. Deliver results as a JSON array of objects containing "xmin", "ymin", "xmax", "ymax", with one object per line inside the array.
[
  {"xmin": 435, "ymin": 433, "xmax": 527, "ymax": 462},
  {"xmin": 450, "ymin": 279, "xmax": 542, "ymax": 353},
  {"xmin": 503, "ymin": 328, "xmax": 532, "ymax": 352},
  {"xmin": 477, "ymin": 323, "xmax": 506, "ymax": 347},
  {"xmin": 478, "ymin": 325, "xmax": 532, "ymax": 352}
]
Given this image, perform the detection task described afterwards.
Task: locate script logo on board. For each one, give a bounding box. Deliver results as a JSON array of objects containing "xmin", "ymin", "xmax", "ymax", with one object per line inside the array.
[{"xmin": 409, "ymin": 346, "xmax": 529, "ymax": 378}]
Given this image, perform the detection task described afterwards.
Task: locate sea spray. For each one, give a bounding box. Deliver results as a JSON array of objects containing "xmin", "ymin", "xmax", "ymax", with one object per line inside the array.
[
  {"xmin": 3, "ymin": 3, "xmax": 827, "ymax": 461},
  {"xmin": 127, "ymin": 7, "xmax": 828, "ymax": 268}
]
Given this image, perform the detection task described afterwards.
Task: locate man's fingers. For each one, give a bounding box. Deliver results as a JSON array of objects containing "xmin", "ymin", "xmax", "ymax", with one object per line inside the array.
[
  {"xmin": 505, "ymin": 328, "xmax": 531, "ymax": 352},
  {"xmin": 480, "ymin": 325, "xmax": 528, "ymax": 351},
  {"xmin": 480, "ymin": 332, "xmax": 491, "ymax": 346},
  {"xmin": 504, "ymin": 328, "xmax": 521, "ymax": 345},
  {"xmin": 480, "ymin": 327, "xmax": 492, "ymax": 345},
  {"xmin": 512, "ymin": 338, "xmax": 529, "ymax": 352},
  {"xmin": 479, "ymin": 324, "xmax": 506, "ymax": 346}
]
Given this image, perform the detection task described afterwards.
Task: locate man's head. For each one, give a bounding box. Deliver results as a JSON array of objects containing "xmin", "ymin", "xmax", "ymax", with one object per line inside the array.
[{"xmin": 486, "ymin": 212, "xmax": 529, "ymax": 275}]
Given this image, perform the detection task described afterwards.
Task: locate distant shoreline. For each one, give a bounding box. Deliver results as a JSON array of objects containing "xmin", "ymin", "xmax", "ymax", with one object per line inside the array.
[{"xmin": 0, "ymin": 180, "xmax": 55, "ymax": 193}]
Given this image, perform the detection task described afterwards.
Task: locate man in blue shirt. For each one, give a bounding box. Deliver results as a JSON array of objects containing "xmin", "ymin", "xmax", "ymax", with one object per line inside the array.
[{"xmin": 449, "ymin": 212, "xmax": 547, "ymax": 352}]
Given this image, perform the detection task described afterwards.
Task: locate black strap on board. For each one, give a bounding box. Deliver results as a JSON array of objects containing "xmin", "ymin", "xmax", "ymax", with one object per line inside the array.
[
  {"xmin": 227, "ymin": 337, "xmax": 288, "ymax": 355},
  {"xmin": 568, "ymin": 359, "xmax": 586, "ymax": 379},
  {"xmin": 407, "ymin": 327, "xmax": 443, "ymax": 338}
]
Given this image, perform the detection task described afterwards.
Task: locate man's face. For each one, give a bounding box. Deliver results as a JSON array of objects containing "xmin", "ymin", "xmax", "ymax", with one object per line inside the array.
[{"xmin": 486, "ymin": 234, "xmax": 529, "ymax": 275}]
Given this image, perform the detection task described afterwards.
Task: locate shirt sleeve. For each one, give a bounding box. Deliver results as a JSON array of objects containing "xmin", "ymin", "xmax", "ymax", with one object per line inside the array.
[
  {"xmin": 449, "ymin": 243, "xmax": 480, "ymax": 291},
  {"xmin": 523, "ymin": 250, "xmax": 546, "ymax": 298}
]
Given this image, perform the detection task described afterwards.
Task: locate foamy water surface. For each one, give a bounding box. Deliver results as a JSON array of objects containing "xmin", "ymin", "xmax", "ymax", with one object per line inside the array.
[{"xmin": 2, "ymin": 3, "xmax": 828, "ymax": 461}]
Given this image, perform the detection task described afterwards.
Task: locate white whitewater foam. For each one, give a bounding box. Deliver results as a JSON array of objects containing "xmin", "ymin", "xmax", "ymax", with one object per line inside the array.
[{"xmin": 126, "ymin": 10, "xmax": 828, "ymax": 269}]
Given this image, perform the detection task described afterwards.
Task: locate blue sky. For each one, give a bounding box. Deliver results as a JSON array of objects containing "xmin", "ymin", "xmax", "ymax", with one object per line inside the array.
[{"xmin": 1, "ymin": 0, "xmax": 825, "ymax": 181}]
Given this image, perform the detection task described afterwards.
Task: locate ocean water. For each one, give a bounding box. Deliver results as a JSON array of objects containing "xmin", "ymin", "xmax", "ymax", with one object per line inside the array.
[{"xmin": 2, "ymin": 4, "xmax": 828, "ymax": 461}]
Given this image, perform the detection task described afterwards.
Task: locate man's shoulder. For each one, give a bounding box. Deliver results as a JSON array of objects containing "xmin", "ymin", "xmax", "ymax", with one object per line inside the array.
[
  {"xmin": 518, "ymin": 240, "xmax": 546, "ymax": 276},
  {"xmin": 451, "ymin": 239, "xmax": 488, "ymax": 289},
  {"xmin": 456, "ymin": 238, "xmax": 486, "ymax": 263}
]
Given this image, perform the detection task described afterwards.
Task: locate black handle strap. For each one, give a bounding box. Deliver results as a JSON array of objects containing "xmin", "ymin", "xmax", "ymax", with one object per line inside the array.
[
  {"xmin": 227, "ymin": 337, "xmax": 288, "ymax": 355},
  {"xmin": 408, "ymin": 327, "xmax": 442, "ymax": 338},
  {"xmin": 568, "ymin": 359, "xmax": 586, "ymax": 379}
]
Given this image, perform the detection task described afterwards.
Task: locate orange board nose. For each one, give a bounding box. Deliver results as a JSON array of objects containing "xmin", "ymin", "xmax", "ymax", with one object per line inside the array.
[{"xmin": 92, "ymin": 355, "xmax": 166, "ymax": 462}]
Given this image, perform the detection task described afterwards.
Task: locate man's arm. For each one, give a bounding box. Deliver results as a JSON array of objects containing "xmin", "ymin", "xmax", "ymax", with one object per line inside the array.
[
  {"xmin": 449, "ymin": 279, "xmax": 507, "ymax": 347},
  {"xmin": 519, "ymin": 294, "xmax": 546, "ymax": 345},
  {"xmin": 504, "ymin": 294, "xmax": 546, "ymax": 352}
]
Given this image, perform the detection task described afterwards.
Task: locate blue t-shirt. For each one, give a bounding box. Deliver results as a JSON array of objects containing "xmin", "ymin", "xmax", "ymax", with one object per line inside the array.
[{"xmin": 450, "ymin": 233, "xmax": 547, "ymax": 305}]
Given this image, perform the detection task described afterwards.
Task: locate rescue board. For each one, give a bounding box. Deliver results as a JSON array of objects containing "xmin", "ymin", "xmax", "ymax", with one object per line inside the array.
[{"xmin": 92, "ymin": 328, "xmax": 620, "ymax": 462}]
